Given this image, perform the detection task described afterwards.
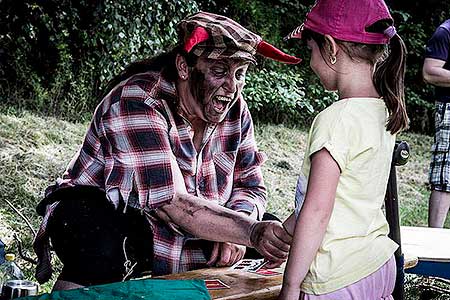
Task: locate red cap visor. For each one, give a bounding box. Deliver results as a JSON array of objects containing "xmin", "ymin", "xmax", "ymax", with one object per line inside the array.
[
  {"xmin": 257, "ymin": 41, "xmax": 301, "ymax": 64},
  {"xmin": 184, "ymin": 26, "xmax": 209, "ymax": 53}
]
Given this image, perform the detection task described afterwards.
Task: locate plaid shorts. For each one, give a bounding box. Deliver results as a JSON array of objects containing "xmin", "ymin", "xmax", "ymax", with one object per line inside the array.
[{"xmin": 429, "ymin": 102, "xmax": 450, "ymax": 192}]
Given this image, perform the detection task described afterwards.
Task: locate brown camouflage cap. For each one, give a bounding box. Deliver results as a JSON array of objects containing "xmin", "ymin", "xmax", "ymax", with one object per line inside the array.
[{"xmin": 177, "ymin": 11, "xmax": 301, "ymax": 64}]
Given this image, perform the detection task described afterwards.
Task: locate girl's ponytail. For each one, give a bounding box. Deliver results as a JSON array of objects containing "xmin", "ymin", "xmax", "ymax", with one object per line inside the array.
[{"xmin": 373, "ymin": 34, "xmax": 409, "ymax": 134}]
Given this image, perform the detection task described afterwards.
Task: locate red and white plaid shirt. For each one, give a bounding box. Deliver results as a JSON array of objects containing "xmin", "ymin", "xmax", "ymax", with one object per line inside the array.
[{"xmin": 34, "ymin": 71, "xmax": 267, "ymax": 282}]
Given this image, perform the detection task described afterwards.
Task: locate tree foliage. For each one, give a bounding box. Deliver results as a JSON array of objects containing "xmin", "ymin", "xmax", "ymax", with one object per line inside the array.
[
  {"xmin": 0, "ymin": 0, "xmax": 198, "ymax": 120},
  {"xmin": 1, "ymin": 0, "xmax": 449, "ymax": 131}
]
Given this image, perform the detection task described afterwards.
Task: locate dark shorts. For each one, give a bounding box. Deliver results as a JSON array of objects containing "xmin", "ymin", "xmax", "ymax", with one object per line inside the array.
[
  {"xmin": 47, "ymin": 187, "xmax": 153, "ymax": 286},
  {"xmin": 429, "ymin": 102, "xmax": 450, "ymax": 192}
]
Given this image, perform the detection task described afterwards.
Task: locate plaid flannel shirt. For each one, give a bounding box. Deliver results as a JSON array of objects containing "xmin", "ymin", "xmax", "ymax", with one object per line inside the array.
[{"xmin": 34, "ymin": 70, "xmax": 267, "ymax": 283}]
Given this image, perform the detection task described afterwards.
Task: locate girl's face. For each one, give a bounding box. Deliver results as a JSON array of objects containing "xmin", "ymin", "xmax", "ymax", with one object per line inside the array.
[{"xmin": 307, "ymin": 38, "xmax": 337, "ymax": 91}]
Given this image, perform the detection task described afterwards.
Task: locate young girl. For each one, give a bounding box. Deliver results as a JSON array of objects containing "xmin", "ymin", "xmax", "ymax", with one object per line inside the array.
[{"xmin": 279, "ymin": 0, "xmax": 409, "ymax": 299}]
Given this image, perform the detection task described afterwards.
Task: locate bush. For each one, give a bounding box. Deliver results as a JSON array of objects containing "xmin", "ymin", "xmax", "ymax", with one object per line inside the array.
[
  {"xmin": 1, "ymin": 0, "xmax": 449, "ymax": 133},
  {"xmin": 244, "ymin": 67, "xmax": 337, "ymax": 126},
  {"xmin": 0, "ymin": 0, "xmax": 199, "ymax": 121}
]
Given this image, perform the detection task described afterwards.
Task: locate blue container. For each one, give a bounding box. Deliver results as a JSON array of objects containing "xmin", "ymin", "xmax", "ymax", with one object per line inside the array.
[{"xmin": 0, "ymin": 239, "xmax": 5, "ymax": 265}]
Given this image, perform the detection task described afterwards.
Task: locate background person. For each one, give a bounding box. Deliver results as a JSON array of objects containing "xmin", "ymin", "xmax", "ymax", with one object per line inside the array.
[{"xmin": 423, "ymin": 19, "xmax": 450, "ymax": 228}]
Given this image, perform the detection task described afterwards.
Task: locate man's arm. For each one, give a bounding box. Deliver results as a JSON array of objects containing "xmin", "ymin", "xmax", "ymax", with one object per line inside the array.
[
  {"xmin": 160, "ymin": 154, "xmax": 292, "ymax": 264},
  {"xmin": 155, "ymin": 191, "xmax": 291, "ymax": 263},
  {"xmin": 423, "ymin": 58, "xmax": 450, "ymax": 87}
]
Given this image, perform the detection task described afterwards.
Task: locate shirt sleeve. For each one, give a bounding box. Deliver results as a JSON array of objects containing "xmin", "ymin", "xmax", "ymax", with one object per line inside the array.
[
  {"xmin": 98, "ymin": 96, "xmax": 175, "ymax": 210},
  {"xmin": 307, "ymin": 107, "xmax": 350, "ymax": 172},
  {"xmin": 226, "ymin": 102, "xmax": 267, "ymax": 220},
  {"xmin": 425, "ymin": 25, "xmax": 450, "ymax": 61}
]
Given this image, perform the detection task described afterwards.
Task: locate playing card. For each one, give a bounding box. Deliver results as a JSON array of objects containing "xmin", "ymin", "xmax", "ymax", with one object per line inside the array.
[
  {"xmin": 230, "ymin": 259, "xmax": 267, "ymax": 272},
  {"xmin": 204, "ymin": 279, "xmax": 230, "ymax": 290},
  {"xmin": 247, "ymin": 259, "xmax": 267, "ymax": 272},
  {"xmin": 254, "ymin": 268, "xmax": 282, "ymax": 276}
]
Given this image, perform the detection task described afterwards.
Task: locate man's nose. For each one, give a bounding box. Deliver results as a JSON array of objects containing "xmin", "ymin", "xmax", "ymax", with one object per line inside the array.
[{"xmin": 223, "ymin": 74, "xmax": 238, "ymax": 94}]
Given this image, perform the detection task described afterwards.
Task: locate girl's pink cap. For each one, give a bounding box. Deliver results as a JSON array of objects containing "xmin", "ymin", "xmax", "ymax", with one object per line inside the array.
[{"xmin": 285, "ymin": 0, "xmax": 395, "ymax": 44}]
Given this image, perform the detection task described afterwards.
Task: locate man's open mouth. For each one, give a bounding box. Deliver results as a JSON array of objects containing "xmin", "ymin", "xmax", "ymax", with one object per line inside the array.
[{"xmin": 213, "ymin": 95, "xmax": 233, "ymax": 112}]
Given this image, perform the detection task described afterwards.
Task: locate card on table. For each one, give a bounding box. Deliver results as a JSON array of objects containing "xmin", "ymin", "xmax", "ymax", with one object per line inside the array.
[
  {"xmin": 204, "ymin": 279, "xmax": 230, "ymax": 290},
  {"xmin": 230, "ymin": 259, "xmax": 267, "ymax": 272},
  {"xmin": 254, "ymin": 268, "xmax": 282, "ymax": 276}
]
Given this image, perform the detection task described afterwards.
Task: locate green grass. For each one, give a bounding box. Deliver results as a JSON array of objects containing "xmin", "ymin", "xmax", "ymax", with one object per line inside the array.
[
  {"xmin": 0, "ymin": 111, "xmax": 86, "ymax": 292},
  {"xmin": 0, "ymin": 111, "xmax": 449, "ymax": 298},
  {"xmin": 256, "ymin": 125, "xmax": 450, "ymax": 229}
]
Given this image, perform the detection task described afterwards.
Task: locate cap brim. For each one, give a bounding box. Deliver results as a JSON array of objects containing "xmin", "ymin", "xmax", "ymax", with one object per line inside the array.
[{"xmin": 256, "ymin": 40, "xmax": 301, "ymax": 64}]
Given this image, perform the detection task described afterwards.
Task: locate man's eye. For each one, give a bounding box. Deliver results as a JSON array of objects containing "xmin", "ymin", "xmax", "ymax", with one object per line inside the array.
[{"xmin": 212, "ymin": 67, "xmax": 227, "ymax": 76}]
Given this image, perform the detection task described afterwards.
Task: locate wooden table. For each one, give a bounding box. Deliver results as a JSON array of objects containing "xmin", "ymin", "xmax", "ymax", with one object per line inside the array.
[
  {"xmin": 158, "ymin": 254, "xmax": 419, "ymax": 300},
  {"xmin": 401, "ymin": 226, "xmax": 450, "ymax": 279},
  {"xmin": 158, "ymin": 266, "xmax": 284, "ymax": 300},
  {"xmin": 401, "ymin": 226, "xmax": 450, "ymax": 262}
]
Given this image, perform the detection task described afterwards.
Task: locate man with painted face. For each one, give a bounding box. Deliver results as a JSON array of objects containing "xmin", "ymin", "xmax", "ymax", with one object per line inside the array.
[{"xmin": 33, "ymin": 12, "xmax": 301, "ymax": 289}]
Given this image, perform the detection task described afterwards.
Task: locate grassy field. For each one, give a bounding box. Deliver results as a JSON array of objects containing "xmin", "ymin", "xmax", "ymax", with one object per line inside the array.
[
  {"xmin": 257, "ymin": 122, "xmax": 449, "ymax": 228},
  {"xmin": 0, "ymin": 110, "xmax": 449, "ymax": 298}
]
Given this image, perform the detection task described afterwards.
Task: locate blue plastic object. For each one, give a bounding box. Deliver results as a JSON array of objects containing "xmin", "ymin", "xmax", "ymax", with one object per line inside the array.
[
  {"xmin": 0, "ymin": 239, "xmax": 5, "ymax": 265},
  {"xmin": 406, "ymin": 260, "xmax": 450, "ymax": 280}
]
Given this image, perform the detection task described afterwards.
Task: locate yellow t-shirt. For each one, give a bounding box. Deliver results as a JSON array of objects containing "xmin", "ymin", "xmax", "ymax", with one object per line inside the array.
[{"xmin": 295, "ymin": 98, "xmax": 399, "ymax": 294}]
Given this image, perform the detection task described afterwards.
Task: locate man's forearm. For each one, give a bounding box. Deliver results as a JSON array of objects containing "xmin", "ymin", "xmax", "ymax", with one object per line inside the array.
[
  {"xmin": 424, "ymin": 68, "xmax": 450, "ymax": 87},
  {"xmin": 157, "ymin": 192, "xmax": 256, "ymax": 247},
  {"xmin": 423, "ymin": 59, "xmax": 450, "ymax": 87}
]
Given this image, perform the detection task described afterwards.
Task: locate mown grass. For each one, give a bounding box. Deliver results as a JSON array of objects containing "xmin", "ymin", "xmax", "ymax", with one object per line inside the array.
[
  {"xmin": 257, "ymin": 124, "xmax": 450, "ymax": 229},
  {"xmin": 0, "ymin": 110, "xmax": 449, "ymax": 298}
]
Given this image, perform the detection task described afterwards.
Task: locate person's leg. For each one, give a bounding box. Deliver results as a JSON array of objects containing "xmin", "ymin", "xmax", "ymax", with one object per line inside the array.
[
  {"xmin": 49, "ymin": 190, "xmax": 128, "ymax": 287},
  {"xmin": 428, "ymin": 102, "xmax": 450, "ymax": 228},
  {"xmin": 428, "ymin": 190, "xmax": 450, "ymax": 227},
  {"xmin": 48, "ymin": 187, "xmax": 153, "ymax": 288}
]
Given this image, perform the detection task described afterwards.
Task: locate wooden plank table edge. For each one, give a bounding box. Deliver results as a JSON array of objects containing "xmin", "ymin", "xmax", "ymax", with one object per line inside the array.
[{"xmin": 217, "ymin": 284, "xmax": 282, "ymax": 300}]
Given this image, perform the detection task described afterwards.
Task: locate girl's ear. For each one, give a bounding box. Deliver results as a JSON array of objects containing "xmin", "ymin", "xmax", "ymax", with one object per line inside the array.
[
  {"xmin": 324, "ymin": 34, "xmax": 338, "ymax": 57},
  {"xmin": 175, "ymin": 54, "xmax": 189, "ymax": 80}
]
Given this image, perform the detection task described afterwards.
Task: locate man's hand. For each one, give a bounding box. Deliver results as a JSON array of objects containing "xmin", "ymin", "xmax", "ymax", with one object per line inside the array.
[
  {"xmin": 207, "ymin": 242, "xmax": 246, "ymax": 267},
  {"xmin": 249, "ymin": 221, "xmax": 292, "ymax": 267}
]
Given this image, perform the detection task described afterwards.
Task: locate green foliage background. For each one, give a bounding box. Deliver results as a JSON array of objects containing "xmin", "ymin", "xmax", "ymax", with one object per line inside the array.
[{"xmin": 1, "ymin": 0, "xmax": 449, "ymax": 131}]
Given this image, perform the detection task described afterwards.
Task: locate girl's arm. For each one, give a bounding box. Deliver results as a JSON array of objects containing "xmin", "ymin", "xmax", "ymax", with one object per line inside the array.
[
  {"xmin": 278, "ymin": 148, "xmax": 340, "ymax": 300},
  {"xmin": 282, "ymin": 213, "xmax": 296, "ymax": 236}
]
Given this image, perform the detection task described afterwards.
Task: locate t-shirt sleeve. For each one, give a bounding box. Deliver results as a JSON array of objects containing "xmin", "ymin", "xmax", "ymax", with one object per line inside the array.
[
  {"xmin": 425, "ymin": 26, "xmax": 450, "ymax": 61},
  {"xmin": 307, "ymin": 109, "xmax": 350, "ymax": 172}
]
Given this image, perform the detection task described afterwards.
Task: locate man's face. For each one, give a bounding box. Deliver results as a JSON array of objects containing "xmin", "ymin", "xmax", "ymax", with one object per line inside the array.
[{"xmin": 188, "ymin": 57, "xmax": 250, "ymax": 124}]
